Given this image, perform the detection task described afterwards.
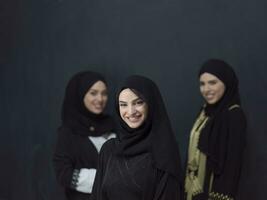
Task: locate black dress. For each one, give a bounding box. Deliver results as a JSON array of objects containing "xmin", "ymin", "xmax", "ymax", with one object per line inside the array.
[
  {"xmin": 185, "ymin": 59, "xmax": 247, "ymax": 200},
  {"xmin": 92, "ymin": 139, "xmax": 181, "ymax": 200},
  {"xmin": 54, "ymin": 126, "xmax": 99, "ymax": 200},
  {"xmin": 92, "ymin": 75, "xmax": 182, "ymax": 200},
  {"xmin": 53, "ymin": 71, "xmax": 115, "ymax": 200},
  {"xmin": 185, "ymin": 106, "xmax": 246, "ymax": 200}
]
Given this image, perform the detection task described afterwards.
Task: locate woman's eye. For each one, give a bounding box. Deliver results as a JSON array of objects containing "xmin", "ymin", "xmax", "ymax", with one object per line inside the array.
[
  {"xmin": 209, "ymin": 80, "xmax": 217, "ymax": 85},
  {"xmin": 119, "ymin": 103, "xmax": 127, "ymax": 107},
  {"xmin": 90, "ymin": 92, "xmax": 97, "ymax": 96},
  {"xmin": 136, "ymin": 100, "xmax": 144, "ymax": 105}
]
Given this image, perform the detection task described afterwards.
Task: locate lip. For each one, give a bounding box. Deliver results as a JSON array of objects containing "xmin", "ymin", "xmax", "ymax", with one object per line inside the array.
[
  {"xmin": 93, "ymin": 105, "xmax": 103, "ymax": 111},
  {"xmin": 206, "ymin": 96, "xmax": 214, "ymax": 99},
  {"xmin": 126, "ymin": 115, "xmax": 142, "ymax": 123},
  {"xmin": 205, "ymin": 93, "xmax": 214, "ymax": 99}
]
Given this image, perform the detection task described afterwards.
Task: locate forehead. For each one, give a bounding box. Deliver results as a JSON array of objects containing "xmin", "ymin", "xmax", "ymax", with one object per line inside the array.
[
  {"xmin": 90, "ymin": 80, "xmax": 106, "ymax": 90},
  {"xmin": 199, "ymin": 72, "xmax": 220, "ymax": 82},
  {"xmin": 119, "ymin": 88, "xmax": 139, "ymax": 101}
]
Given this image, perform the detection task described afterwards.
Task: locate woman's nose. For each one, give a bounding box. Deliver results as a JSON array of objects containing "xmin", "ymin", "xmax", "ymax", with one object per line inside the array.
[
  {"xmin": 127, "ymin": 105, "xmax": 136, "ymax": 115},
  {"xmin": 96, "ymin": 94, "xmax": 103, "ymax": 102},
  {"xmin": 203, "ymin": 84, "xmax": 211, "ymax": 92}
]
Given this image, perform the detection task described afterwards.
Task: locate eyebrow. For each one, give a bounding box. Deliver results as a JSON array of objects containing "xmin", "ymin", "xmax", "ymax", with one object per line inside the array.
[
  {"xmin": 119, "ymin": 97, "xmax": 141, "ymax": 103},
  {"xmin": 208, "ymin": 79, "xmax": 217, "ymax": 83},
  {"xmin": 200, "ymin": 79, "xmax": 217, "ymax": 83},
  {"xmin": 89, "ymin": 89, "xmax": 107, "ymax": 92}
]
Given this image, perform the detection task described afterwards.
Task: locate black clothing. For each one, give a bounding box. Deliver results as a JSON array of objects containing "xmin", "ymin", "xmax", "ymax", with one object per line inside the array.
[
  {"xmin": 53, "ymin": 71, "xmax": 115, "ymax": 200},
  {"xmin": 198, "ymin": 59, "xmax": 242, "ymax": 174},
  {"xmin": 185, "ymin": 59, "xmax": 246, "ymax": 200},
  {"xmin": 208, "ymin": 107, "xmax": 246, "ymax": 198},
  {"xmin": 187, "ymin": 107, "xmax": 246, "ymax": 200},
  {"xmin": 53, "ymin": 126, "xmax": 100, "ymax": 200},
  {"xmin": 92, "ymin": 75, "xmax": 182, "ymax": 200},
  {"xmin": 92, "ymin": 139, "xmax": 181, "ymax": 200},
  {"xmin": 115, "ymin": 75, "xmax": 182, "ymax": 179}
]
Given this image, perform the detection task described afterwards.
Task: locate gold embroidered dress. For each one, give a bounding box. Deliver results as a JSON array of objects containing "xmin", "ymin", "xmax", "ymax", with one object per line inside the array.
[
  {"xmin": 185, "ymin": 105, "xmax": 244, "ymax": 200},
  {"xmin": 185, "ymin": 110, "xmax": 209, "ymax": 200}
]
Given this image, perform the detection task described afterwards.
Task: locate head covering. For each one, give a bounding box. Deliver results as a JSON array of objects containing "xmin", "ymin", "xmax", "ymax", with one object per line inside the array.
[
  {"xmin": 198, "ymin": 59, "xmax": 241, "ymax": 174},
  {"xmin": 115, "ymin": 75, "xmax": 181, "ymax": 179},
  {"xmin": 61, "ymin": 71, "xmax": 114, "ymax": 136},
  {"xmin": 198, "ymin": 59, "xmax": 241, "ymax": 116}
]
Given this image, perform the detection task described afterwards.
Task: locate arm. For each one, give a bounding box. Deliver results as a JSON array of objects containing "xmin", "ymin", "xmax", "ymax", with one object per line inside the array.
[
  {"xmin": 209, "ymin": 108, "xmax": 246, "ymax": 200},
  {"xmin": 53, "ymin": 126, "xmax": 76, "ymax": 189},
  {"xmin": 154, "ymin": 170, "xmax": 182, "ymax": 200},
  {"xmin": 75, "ymin": 168, "xmax": 96, "ymax": 193},
  {"xmin": 76, "ymin": 132, "xmax": 117, "ymax": 193},
  {"xmin": 91, "ymin": 139, "xmax": 115, "ymax": 200}
]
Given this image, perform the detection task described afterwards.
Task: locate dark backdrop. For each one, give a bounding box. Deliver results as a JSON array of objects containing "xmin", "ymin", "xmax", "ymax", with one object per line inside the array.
[{"xmin": 1, "ymin": 0, "xmax": 266, "ymax": 199}]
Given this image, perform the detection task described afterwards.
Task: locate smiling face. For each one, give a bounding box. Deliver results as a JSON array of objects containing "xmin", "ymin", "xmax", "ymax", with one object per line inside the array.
[
  {"xmin": 83, "ymin": 80, "xmax": 108, "ymax": 114},
  {"xmin": 119, "ymin": 88, "xmax": 148, "ymax": 129},
  {"xmin": 199, "ymin": 72, "xmax": 226, "ymax": 105}
]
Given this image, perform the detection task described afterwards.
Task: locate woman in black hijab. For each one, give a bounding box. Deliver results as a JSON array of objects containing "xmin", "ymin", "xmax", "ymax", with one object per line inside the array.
[
  {"xmin": 91, "ymin": 75, "xmax": 182, "ymax": 200},
  {"xmin": 53, "ymin": 71, "xmax": 116, "ymax": 200},
  {"xmin": 184, "ymin": 59, "xmax": 246, "ymax": 200}
]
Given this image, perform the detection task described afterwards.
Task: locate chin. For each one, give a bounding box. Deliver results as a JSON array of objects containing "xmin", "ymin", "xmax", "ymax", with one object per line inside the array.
[
  {"xmin": 129, "ymin": 124, "xmax": 139, "ymax": 129},
  {"xmin": 127, "ymin": 122, "xmax": 142, "ymax": 129},
  {"xmin": 92, "ymin": 109, "xmax": 103, "ymax": 114},
  {"xmin": 206, "ymin": 100, "xmax": 218, "ymax": 105}
]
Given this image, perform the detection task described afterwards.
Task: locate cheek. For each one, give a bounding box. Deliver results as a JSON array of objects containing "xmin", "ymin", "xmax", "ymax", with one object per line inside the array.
[
  {"xmin": 217, "ymin": 85, "xmax": 225, "ymax": 97},
  {"xmin": 103, "ymin": 96, "xmax": 108, "ymax": 103},
  {"xmin": 141, "ymin": 106, "xmax": 148, "ymax": 119},
  {"xmin": 199, "ymin": 87, "xmax": 205, "ymax": 96},
  {"xmin": 218, "ymin": 89, "xmax": 225, "ymax": 99},
  {"xmin": 84, "ymin": 95, "xmax": 92, "ymax": 106},
  {"xmin": 119, "ymin": 108, "xmax": 125, "ymax": 118}
]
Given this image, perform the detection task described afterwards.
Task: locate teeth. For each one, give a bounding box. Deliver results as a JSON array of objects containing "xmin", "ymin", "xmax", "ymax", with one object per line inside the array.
[
  {"xmin": 206, "ymin": 94, "xmax": 214, "ymax": 98},
  {"xmin": 129, "ymin": 117, "xmax": 139, "ymax": 120},
  {"xmin": 94, "ymin": 105, "xmax": 102, "ymax": 109},
  {"xmin": 128, "ymin": 116, "xmax": 141, "ymax": 122}
]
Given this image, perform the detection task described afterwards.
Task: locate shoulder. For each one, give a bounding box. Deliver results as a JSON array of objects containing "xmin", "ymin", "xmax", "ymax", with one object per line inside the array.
[
  {"xmin": 56, "ymin": 125, "xmax": 77, "ymax": 142},
  {"xmin": 227, "ymin": 106, "xmax": 246, "ymax": 125},
  {"xmin": 100, "ymin": 138, "xmax": 116, "ymax": 154},
  {"xmin": 105, "ymin": 132, "xmax": 117, "ymax": 139},
  {"xmin": 98, "ymin": 138, "xmax": 117, "ymax": 161},
  {"xmin": 225, "ymin": 106, "xmax": 247, "ymax": 135}
]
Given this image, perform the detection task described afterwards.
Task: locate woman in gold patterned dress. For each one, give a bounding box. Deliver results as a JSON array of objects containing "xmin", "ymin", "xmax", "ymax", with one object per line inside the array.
[{"xmin": 185, "ymin": 59, "xmax": 246, "ymax": 200}]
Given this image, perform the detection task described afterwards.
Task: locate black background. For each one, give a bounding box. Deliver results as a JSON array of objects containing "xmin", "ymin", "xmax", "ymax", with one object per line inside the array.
[{"xmin": 1, "ymin": 0, "xmax": 266, "ymax": 199}]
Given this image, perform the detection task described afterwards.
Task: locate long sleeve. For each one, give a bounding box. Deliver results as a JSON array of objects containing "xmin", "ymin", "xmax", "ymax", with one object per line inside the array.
[
  {"xmin": 53, "ymin": 126, "xmax": 76, "ymax": 189},
  {"xmin": 154, "ymin": 171, "xmax": 182, "ymax": 200},
  {"xmin": 209, "ymin": 108, "xmax": 246, "ymax": 200},
  {"xmin": 91, "ymin": 139, "xmax": 115, "ymax": 200},
  {"xmin": 75, "ymin": 168, "xmax": 96, "ymax": 193}
]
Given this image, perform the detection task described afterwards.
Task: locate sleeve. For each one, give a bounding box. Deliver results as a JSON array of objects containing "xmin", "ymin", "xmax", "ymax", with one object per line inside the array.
[
  {"xmin": 75, "ymin": 168, "xmax": 96, "ymax": 193},
  {"xmin": 209, "ymin": 109, "xmax": 246, "ymax": 200},
  {"xmin": 91, "ymin": 139, "xmax": 115, "ymax": 200},
  {"xmin": 154, "ymin": 171, "xmax": 183, "ymax": 200},
  {"xmin": 53, "ymin": 127, "xmax": 77, "ymax": 189}
]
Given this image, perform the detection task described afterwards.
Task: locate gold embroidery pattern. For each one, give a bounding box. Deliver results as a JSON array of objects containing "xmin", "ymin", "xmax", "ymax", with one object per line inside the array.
[
  {"xmin": 209, "ymin": 191, "xmax": 234, "ymax": 200},
  {"xmin": 185, "ymin": 111, "xmax": 209, "ymax": 200}
]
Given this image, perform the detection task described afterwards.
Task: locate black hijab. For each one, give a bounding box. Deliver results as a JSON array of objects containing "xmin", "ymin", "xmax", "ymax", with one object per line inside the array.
[
  {"xmin": 61, "ymin": 71, "xmax": 114, "ymax": 136},
  {"xmin": 198, "ymin": 59, "xmax": 241, "ymax": 174},
  {"xmin": 115, "ymin": 75, "xmax": 181, "ymax": 180}
]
